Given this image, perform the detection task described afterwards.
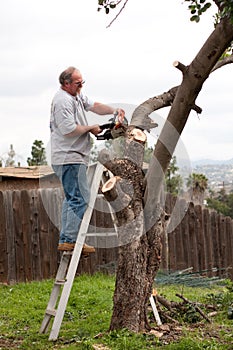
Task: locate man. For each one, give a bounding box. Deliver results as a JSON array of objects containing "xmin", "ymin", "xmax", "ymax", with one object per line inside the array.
[{"xmin": 50, "ymin": 66, "xmax": 125, "ymax": 253}]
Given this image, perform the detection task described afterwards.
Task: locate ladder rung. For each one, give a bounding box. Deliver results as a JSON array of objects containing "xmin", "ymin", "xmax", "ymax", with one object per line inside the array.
[
  {"xmin": 55, "ymin": 279, "xmax": 66, "ymax": 285},
  {"xmin": 86, "ymin": 232, "xmax": 117, "ymax": 237},
  {"xmin": 62, "ymin": 251, "xmax": 73, "ymax": 256},
  {"xmin": 46, "ymin": 309, "xmax": 57, "ymax": 317}
]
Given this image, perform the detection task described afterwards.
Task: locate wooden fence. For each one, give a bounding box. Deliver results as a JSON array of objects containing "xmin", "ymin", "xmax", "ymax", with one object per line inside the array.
[
  {"xmin": 163, "ymin": 194, "xmax": 233, "ymax": 280},
  {"xmin": 0, "ymin": 189, "xmax": 232, "ymax": 284}
]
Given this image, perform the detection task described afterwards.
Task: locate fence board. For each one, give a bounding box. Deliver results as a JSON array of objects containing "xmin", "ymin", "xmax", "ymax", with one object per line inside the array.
[
  {"xmin": 194, "ymin": 205, "xmax": 206, "ymax": 273},
  {"xmin": 166, "ymin": 194, "xmax": 177, "ymax": 271},
  {"xmin": 30, "ymin": 190, "xmax": 42, "ymax": 281},
  {"xmin": 0, "ymin": 191, "xmax": 7, "ymax": 282},
  {"xmin": 48, "ymin": 188, "xmax": 61, "ymax": 277},
  {"xmin": 225, "ymin": 216, "xmax": 233, "ymax": 279},
  {"xmin": 172, "ymin": 200, "xmax": 184, "ymax": 270},
  {"xmin": 218, "ymin": 215, "xmax": 227, "ymax": 277},
  {"xmin": 38, "ymin": 189, "xmax": 51, "ymax": 279},
  {"xmin": 179, "ymin": 199, "xmax": 191, "ymax": 270},
  {"xmin": 203, "ymin": 208, "xmax": 214, "ymax": 276},
  {"xmin": 187, "ymin": 202, "xmax": 198, "ymax": 272},
  {"xmin": 5, "ymin": 191, "xmax": 17, "ymax": 284},
  {"xmin": 12, "ymin": 190, "xmax": 25, "ymax": 282},
  {"xmin": 21, "ymin": 190, "xmax": 33, "ymax": 282},
  {"xmin": 211, "ymin": 211, "xmax": 221, "ymax": 275},
  {"xmin": 227, "ymin": 217, "xmax": 233, "ymax": 281}
]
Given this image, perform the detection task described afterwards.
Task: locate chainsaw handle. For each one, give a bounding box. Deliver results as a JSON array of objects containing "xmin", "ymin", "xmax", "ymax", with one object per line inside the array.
[{"xmin": 99, "ymin": 122, "xmax": 115, "ymax": 131}]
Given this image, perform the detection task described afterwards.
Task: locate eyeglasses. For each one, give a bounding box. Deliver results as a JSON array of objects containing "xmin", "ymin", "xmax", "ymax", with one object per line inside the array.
[{"xmin": 74, "ymin": 80, "xmax": 85, "ymax": 87}]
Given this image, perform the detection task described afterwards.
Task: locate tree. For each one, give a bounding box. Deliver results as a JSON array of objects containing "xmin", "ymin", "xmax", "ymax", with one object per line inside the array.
[
  {"xmin": 5, "ymin": 144, "xmax": 16, "ymax": 167},
  {"xmin": 143, "ymin": 142, "xmax": 153, "ymax": 164},
  {"xmin": 207, "ymin": 190, "xmax": 233, "ymax": 218},
  {"xmin": 27, "ymin": 140, "xmax": 47, "ymax": 166},
  {"xmin": 97, "ymin": 0, "xmax": 233, "ymax": 332},
  {"xmin": 166, "ymin": 156, "xmax": 183, "ymax": 196},
  {"xmin": 207, "ymin": 196, "xmax": 230, "ymax": 216},
  {"xmin": 187, "ymin": 172, "xmax": 208, "ymax": 204}
]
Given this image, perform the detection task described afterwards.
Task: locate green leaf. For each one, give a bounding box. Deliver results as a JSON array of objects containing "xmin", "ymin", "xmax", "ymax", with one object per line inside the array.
[
  {"xmin": 190, "ymin": 15, "xmax": 200, "ymax": 22},
  {"xmin": 205, "ymin": 2, "xmax": 212, "ymax": 9}
]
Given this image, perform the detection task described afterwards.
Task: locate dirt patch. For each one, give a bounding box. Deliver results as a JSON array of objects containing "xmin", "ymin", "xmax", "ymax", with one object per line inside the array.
[
  {"xmin": 149, "ymin": 323, "xmax": 233, "ymax": 346},
  {"xmin": 0, "ymin": 337, "xmax": 23, "ymax": 349}
]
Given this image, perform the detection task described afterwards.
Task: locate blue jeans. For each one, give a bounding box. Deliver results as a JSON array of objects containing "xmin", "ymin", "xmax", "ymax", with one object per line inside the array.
[{"xmin": 52, "ymin": 164, "xmax": 90, "ymax": 244}]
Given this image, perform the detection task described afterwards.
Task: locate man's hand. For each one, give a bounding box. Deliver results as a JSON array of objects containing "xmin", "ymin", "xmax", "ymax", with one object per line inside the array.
[
  {"xmin": 114, "ymin": 108, "xmax": 125, "ymax": 124},
  {"xmin": 90, "ymin": 125, "xmax": 102, "ymax": 136}
]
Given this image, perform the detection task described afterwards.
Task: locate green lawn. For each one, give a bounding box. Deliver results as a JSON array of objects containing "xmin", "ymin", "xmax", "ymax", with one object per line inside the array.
[{"xmin": 0, "ymin": 273, "xmax": 233, "ymax": 349}]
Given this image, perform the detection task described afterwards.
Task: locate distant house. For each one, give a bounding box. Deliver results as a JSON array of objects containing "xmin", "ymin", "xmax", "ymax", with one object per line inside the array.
[{"xmin": 0, "ymin": 166, "xmax": 61, "ymax": 191}]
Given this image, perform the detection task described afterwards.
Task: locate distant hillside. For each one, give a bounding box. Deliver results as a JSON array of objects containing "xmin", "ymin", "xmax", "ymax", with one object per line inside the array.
[{"xmin": 191, "ymin": 158, "xmax": 233, "ymax": 166}]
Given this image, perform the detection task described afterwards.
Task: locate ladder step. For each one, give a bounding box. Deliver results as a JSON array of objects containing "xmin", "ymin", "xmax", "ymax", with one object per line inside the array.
[
  {"xmin": 46, "ymin": 309, "xmax": 57, "ymax": 317},
  {"xmin": 55, "ymin": 279, "xmax": 66, "ymax": 285},
  {"xmin": 62, "ymin": 251, "xmax": 73, "ymax": 256},
  {"xmin": 86, "ymin": 232, "xmax": 117, "ymax": 237}
]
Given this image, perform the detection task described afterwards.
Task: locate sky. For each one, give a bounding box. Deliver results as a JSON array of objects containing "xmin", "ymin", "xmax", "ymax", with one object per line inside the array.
[{"xmin": 0, "ymin": 0, "xmax": 233, "ymax": 167}]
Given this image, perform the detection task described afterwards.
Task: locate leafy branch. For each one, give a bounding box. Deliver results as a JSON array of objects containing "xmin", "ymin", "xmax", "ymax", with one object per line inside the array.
[{"xmin": 97, "ymin": 0, "xmax": 129, "ymax": 27}]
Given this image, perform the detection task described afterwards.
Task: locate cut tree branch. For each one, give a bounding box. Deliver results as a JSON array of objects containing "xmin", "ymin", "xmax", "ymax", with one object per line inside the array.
[
  {"xmin": 211, "ymin": 52, "xmax": 233, "ymax": 72},
  {"xmin": 176, "ymin": 293, "xmax": 212, "ymax": 323},
  {"xmin": 173, "ymin": 60, "xmax": 188, "ymax": 73},
  {"xmin": 130, "ymin": 52, "xmax": 233, "ymax": 130}
]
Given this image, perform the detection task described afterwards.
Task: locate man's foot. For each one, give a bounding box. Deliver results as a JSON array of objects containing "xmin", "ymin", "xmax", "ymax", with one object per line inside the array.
[
  {"xmin": 58, "ymin": 242, "xmax": 95, "ymax": 254},
  {"xmin": 58, "ymin": 242, "xmax": 75, "ymax": 251},
  {"xmin": 82, "ymin": 243, "xmax": 95, "ymax": 254}
]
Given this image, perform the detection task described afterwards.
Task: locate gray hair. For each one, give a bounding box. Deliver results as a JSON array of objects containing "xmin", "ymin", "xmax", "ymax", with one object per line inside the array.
[{"xmin": 59, "ymin": 66, "xmax": 78, "ymax": 85}]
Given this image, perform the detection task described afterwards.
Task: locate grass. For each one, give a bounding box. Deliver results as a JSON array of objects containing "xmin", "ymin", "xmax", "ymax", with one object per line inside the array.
[{"xmin": 0, "ymin": 273, "xmax": 233, "ymax": 349}]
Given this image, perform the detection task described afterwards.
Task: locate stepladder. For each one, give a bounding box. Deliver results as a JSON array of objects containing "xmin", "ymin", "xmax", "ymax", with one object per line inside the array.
[{"xmin": 40, "ymin": 162, "xmax": 117, "ymax": 341}]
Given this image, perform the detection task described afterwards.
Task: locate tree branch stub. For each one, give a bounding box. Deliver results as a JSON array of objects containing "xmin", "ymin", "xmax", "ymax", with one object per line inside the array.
[{"xmin": 173, "ymin": 60, "xmax": 187, "ymax": 73}]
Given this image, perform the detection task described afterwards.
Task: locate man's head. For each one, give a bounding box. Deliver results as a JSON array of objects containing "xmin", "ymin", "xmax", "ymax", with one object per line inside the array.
[{"xmin": 59, "ymin": 66, "xmax": 85, "ymax": 96}]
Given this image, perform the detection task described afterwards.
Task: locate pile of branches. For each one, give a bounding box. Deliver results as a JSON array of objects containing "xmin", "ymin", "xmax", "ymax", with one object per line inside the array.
[
  {"xmin": 152, "ymin": 292, "xmax": 217, "ymax": 325},
  {"xmin": 150, "ymin": 268, "xmax": 229, "ymax": 325}
]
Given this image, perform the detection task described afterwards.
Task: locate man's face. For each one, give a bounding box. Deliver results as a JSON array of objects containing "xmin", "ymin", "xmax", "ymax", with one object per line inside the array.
[{"xmin": 63, "ymin": 70, "xmax": 85, "ymax": 96}]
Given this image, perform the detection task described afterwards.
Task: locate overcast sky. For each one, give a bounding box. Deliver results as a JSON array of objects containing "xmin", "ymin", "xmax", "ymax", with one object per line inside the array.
[{"xmin": 0, "ymin": 0, "xmax": 232, "ymax": 166}]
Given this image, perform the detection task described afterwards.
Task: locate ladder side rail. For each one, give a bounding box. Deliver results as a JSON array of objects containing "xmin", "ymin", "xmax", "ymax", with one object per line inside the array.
[{"xmin": 40, "ymin": 253, "xmax": 71, "ymax": 333}]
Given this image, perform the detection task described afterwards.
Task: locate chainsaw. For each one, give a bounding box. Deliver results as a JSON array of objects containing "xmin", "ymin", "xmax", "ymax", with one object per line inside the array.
[{"xmin": 96, "ymin": 111, "xmax": 128, "ymax": 140}]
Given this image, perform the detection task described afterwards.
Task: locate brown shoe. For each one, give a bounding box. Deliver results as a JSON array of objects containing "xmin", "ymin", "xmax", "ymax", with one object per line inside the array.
[
  {"xmin": 82, "ymin": 243, "xmax": 95, "ymax": 254},
  {"xmin": 58, "ymin": 242, "xmax": 75, "ymax": 251},
  {"xmin": 58, "ymin": 242, "xmax": 95, "ymax": 254}
]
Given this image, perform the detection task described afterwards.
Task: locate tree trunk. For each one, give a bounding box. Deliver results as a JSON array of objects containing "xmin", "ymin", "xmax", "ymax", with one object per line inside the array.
[{"xmin": 99, "ymin": 15, "xmax": 233, "ymax": 333}]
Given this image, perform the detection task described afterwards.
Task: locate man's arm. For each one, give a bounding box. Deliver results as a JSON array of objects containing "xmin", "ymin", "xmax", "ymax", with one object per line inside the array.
[
  {"xmin": 65, "ymin": 124, "xmax": 101, "ymax": 137},
  {"xmin": 65, "ymin": 103, "xmax": 125, "ymax": 137},
  {"xmin": 89, "ymin": 102, "xmax": 115, "ymax": 115},
  {"xmin": 90, "ymin": 102, "xmax": 125, "ymax": 122}
]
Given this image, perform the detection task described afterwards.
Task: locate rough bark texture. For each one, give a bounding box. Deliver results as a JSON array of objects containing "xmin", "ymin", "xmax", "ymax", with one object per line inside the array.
[{"xmin": 99, "ymin": 14, "xmax": 233, "ymax": 333}]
